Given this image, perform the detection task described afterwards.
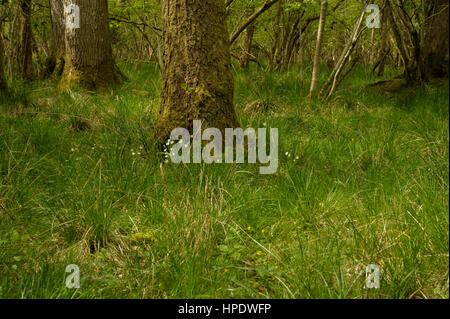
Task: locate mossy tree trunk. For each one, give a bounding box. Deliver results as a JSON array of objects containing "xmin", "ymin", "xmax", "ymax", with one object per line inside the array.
[
  {"xmin": 45, "ymin": 0, "xmax": 66, "ymax": 78},
  {"xmin": 18, "ymin": 0, "xmax": 33, "ymax": 81},
  {"xmin": 157, "ymin": 0, "xmax": 240, "ymax": 140},
  {"xmin": 61, "ymin": 0, "xmax": 123, "ymax": 89}
]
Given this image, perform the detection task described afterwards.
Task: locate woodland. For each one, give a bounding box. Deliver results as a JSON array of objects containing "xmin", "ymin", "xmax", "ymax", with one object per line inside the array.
[{"xmin": 0, "ymin": 0, "xmax": 448, "ymax": 299}]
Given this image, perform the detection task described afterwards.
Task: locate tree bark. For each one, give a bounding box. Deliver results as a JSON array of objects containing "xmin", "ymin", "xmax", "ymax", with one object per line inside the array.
[
  {"xmin": 319, "ymin": 2, "xmax": 367, "ymax": 99},
  {"xmin": 45, "ymin": 0, "xmax": 66, "ymax": 77},
  {"xmin": 18, "ymin": 0, "xmax": 33, "ymax": 81},
  {"xmin": 387, "ymin": 0, "xmax": 421, "ymax": 83},
  {"xmin": 372, "ymin": 1, "xmax": 390, "ymax": 77},
  {"xmin": 0, "ymin": 11, "xmax": 6, "ymax": 92},
  {"xmin": 420, "ymin": 0, "xmax": 449, "ymax": 79},
  {"xmin": 239, "ymin": 4, "xmax": 255, "ymax": 69},
  {"xmin": 308, "ymin": 0, "xmax": 327, "ymax": 98},
  {"xmin": 280, "ymin": 12, "xmax": 302, "ymax": 70},
  {"xmin": 156, "ymin": 0, "xmax": 240, "ymax": 140},
  {"xmin": 298, "ymin": 23, "xmax": 305, "ymax": 94},
  {"xmin": 61, "ymin": 0, "xmax": 123, "ymax": 89},
  {"xmin": 386, "ymin": 0, "xmax": 448, "ymax": 83},
  {"xmin": 269, "ymin": 1, "xmax": 282, "ymax": 70}
]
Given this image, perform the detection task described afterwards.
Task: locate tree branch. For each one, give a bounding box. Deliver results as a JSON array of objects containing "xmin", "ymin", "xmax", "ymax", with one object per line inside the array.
[{"xmin": 230, "ymin": 0, "xmax": 281, "ymax": 45}]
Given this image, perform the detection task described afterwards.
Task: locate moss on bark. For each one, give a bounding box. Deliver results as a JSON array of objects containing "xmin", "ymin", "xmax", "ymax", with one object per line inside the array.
[
  {"xmin": 60, "ymin": 0, "xmax": 124, "ymax": 90},
  {"xmin": 156, "ymin": 0, "xmax": 240, "ymax": 141}
]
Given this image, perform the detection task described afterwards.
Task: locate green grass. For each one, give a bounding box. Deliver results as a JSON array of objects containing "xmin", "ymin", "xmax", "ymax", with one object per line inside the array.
[{"xmin": 0, "ymin": 62, "xmax": 448, "ymax": 299}]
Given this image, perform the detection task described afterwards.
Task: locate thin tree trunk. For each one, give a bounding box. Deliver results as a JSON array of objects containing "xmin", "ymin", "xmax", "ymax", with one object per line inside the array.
[
  {"xmin": 45, "ymin": 0, "xmax": 66, "ymax": 77},
  {"xmin": 308, "ymin": 0, "xmax": 327, "ymax": 98},
  {"xmin": 282, "ymin": 13, "xmax": 302, "ymax": 70},
  {"xmin": 333, "ymin": 54, "xmax": 360, "ymax": 94},
  {"xmin": 19, "ymin": 0, "xmax": 33, "ymax": 81},
  {"xmin": 61, "ymin": 0, "xmax": 124, "ymax": 89},
  {"xmin": 157, "ymin": 0, "xmax": 240, "ymax": 140},
  {"xmin": 372, "ymin": 2, "xmax": 389, "ymax": 77},
  {"xmin": 269, "ymin": 1, "xmax": 282, "ymax": 70},
  {"xmin": 239, "ymin": 4, "xmax": 255, "ymax": 69},
  {"xmin": 298, "ymin": 27, "xmax": 304, "ymax": 94},
  {"xmin": 319, "ymin": 2, "xmax": 367, "ymax": 99},
  {"xmin": 7, "ymin": 4, "xmax": 20, "ymax": 79},
  {"xmin": 370, "ymin": 28, "xmax": 375, "ymax": 64},
  {"xmin": 0, "ymin": 10, "xmax": 6, "ymax": 92}
]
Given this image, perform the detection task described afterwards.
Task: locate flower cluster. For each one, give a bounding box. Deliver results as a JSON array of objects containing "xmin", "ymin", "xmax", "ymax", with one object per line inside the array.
[
  {"xmin": 162, "ymin": 138, "xmax": 191, "ymax": 164},
  {"xmin": 285, "ymin": 151, "xmax": 299, "ymax": 162},
  {"xmin": 162, "ymin": 139, "xmax": 176, "ymax": 163},
  {"xmin": 131, "ymin": 146, "xmax": 143, "ymax": 157}
]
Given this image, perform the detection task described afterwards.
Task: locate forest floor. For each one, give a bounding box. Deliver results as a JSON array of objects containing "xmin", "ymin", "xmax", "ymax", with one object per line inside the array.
[{"xmin": 0, "ymin": 63, "xmax": 448, "ymax": 299}]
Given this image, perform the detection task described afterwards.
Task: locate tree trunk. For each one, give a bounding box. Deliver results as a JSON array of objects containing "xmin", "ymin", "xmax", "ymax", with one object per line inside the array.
[
  {"xmin": 298, "ymin": 26, "xmax": 305, "ymax": 94},
  {"xmin": 19, "ymin": 0, "xmax": 33, "ymax": 81},
  {"xmin": 157, "ymin": 0, "xmax": 240, "ymax": 140},
  {"xmin": 372, "ymin": 2, "xmax": 389, "ymax": 77},
  {"xmin": 387, "ymin": 0, "xmax": 422, "ymax": 83},
  {"xmin": 269, "ymin": 1, "xmax": 282, "ymax": 70},
  {"xmin": 386, "ymin": 0, "xmax": 448, "ymax": 84},
  {"xmin": 61, "ymin": 0, "xmax": 123, "ymax": 89},
  {"xmin": 281, "ymin": 13, "xmax": 302, "ymax": 70},
  {"xmin": 319, "ymin": 2, "xmax": 367, "ymax": 99},
  {"xmin": 308, "ymin": 0, "xmax": 327, "ymax": 98},
  {"xmin": 239, "ymin": 5, "xmax": 255, "ymax": 69},
  {"xmin": 45, "ymin": 0, "xmax": 66, "ymax": 77},
  {"xmin": 0, "ymin": 12, "xmax": 6, "ymax": 92},
  {"xmin": 420, "ymin": 0, "xmax": 449, "ymax": 79}
]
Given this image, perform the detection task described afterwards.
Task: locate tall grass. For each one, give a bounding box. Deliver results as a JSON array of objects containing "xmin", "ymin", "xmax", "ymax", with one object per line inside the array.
[{"xmin": 0, "ymin": 62, "xmax": 448, "ymax": 298}]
